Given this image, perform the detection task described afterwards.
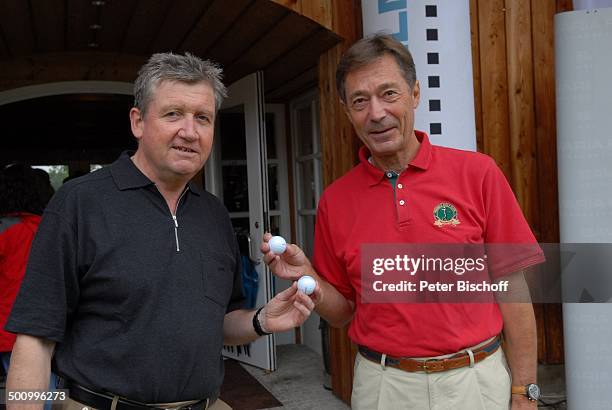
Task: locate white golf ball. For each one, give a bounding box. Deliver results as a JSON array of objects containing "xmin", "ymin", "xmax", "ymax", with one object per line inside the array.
[
  {"xmin": 269, "ymin": 235, "xmax": 287, "ymax": 254},
  {"xmin": 297, "ymin": 275, "xmax": 316, "ymax": 295}
]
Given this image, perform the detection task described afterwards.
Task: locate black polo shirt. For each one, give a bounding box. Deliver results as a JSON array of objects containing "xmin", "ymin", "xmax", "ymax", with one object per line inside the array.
[{"xmin": 6, "ymin": 152, "xmax": 245, "ymax": 403}]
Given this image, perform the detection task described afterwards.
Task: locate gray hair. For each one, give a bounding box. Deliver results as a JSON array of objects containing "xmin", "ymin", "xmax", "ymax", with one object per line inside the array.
[
  {"xmin": 134, "ymin": 52, "xmax": 227, "ymax": 114},
  {"xmin": 336, "ymin": 33, "xmax": 417, "ymax": 103}
]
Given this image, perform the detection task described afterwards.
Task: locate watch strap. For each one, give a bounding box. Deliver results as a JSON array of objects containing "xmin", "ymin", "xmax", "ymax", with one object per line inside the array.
[
  {"xmin": 512, "ymin": 384, "xmax": 540, "ymax": 402},
  {"xmin": 253, "ymin": 306, "xmax": 272, "ymax": 336}
]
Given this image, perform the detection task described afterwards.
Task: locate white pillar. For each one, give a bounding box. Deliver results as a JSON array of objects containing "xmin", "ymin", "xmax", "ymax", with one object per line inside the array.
[
  {"xmin": 573, "ymin": 0, "xmax": 612, "ymax": 10},
  {"xmin": 556, "ymin": 8, "xmax": 612, "ymax": 409}
]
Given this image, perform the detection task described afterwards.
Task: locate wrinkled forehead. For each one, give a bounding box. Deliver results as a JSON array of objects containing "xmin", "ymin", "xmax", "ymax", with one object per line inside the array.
[
  {"xmin": 345, "ymin": 56, "xmax": 408, "ymax": 90},
  {"xmin": 148, "ymin": 79, "xmax": 216, "ymax": 108},
  {"xmin": 150, "ymin": 78, "xmax": 212, "ymax": 96}
]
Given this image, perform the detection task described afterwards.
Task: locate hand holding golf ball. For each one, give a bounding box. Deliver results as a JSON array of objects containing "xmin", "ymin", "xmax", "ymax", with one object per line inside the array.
[
  {"xmin": 262, "ymin": 233, "xmax": 310, "ymax": 282},
  {"xmin": 268, "ymin": 235, "xmax": 287, "ymax": 254},
  {"xmin": 297, "ymin": 275, "xmax": 316, "ymax": 296}
]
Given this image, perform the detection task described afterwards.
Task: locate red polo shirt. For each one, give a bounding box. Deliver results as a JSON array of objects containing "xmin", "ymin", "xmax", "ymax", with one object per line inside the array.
[
  {"xmin": 0, "ymin": 213, "xmax": 41, "ymax": 351},
  {"xmin": 313, "ymin": 131, "xmax": 544, "ymax": 357}
]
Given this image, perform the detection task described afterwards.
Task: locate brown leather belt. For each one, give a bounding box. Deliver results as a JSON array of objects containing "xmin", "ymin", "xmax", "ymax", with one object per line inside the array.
[{"xmin": 358, "ymin": 336, "xmax": 501, "ymax": 373}]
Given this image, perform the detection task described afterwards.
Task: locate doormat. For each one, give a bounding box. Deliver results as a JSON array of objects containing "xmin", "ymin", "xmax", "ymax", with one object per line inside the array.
[{"xmin": 220, "ymin": 359, "xmax": 282, "ymax": 409}]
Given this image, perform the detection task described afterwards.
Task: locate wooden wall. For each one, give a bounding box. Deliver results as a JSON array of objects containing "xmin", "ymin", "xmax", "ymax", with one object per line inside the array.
[
  {"xmin": 470, "ymin": 0, "xmax": 573, "ymax": 365},
  {"xmin": 317, "ymin": 0, "xmax": 362, "ymax": 403},
  {"xmin": 314, "ymin": 0, "xmax": 574, "ymax": 404}
]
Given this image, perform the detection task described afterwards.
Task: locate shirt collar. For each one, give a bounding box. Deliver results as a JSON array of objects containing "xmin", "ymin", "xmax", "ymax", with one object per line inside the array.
[
  {"xmin": 410, "ymin": 130, "xmax": 432, "ymax": 170},
  {"xmin": 110, "ymin": 151, "xmax": 202, "ymax": 196},
  {"xmin": 359, "ymin": 130, "xmax": 432, "ymax": 186}
]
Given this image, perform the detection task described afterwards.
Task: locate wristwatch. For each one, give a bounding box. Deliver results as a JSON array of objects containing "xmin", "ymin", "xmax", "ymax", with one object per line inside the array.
[{"xmin": 511, "ymin": 384, "xmax": 541, "ymax": 402}]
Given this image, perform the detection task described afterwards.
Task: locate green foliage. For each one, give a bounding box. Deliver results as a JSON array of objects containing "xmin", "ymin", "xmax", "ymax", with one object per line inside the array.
[{"xmin": 45, "ymin": 165, "xmax": 68, "ymax": 191}]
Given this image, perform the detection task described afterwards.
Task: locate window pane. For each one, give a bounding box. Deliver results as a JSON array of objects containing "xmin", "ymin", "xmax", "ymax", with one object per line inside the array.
[
  {"xmin": 265, "ymin": 113, "xmax": 277, "ymax": 159},
  {"xmin": 219, "ymin": 106, "xmax": 246, "ymax": 160},
  {"xmin": 298, "ymin": 160, "xmax": 315, "ymax": 209},
  {"xmin": 232, "ymin": 217, "xmax": 251, "ymax": 258},
  {"xmin": 296, "ymin": 105, "xmax": 313, "ymax": 156},
  {"xmin": 269, "ymin": 215, "xmax": 281, "ymax": 237},
  {"xmin": 300, "ymin": 215, "xmax": 315, "ymax": 258},
  {"xmin": 268, "ymin": 164, "xmax": 279, "ymax": 211},
  {"xmin": 222, "ymin": 165, "xmax": 249, "ymax": 212}
]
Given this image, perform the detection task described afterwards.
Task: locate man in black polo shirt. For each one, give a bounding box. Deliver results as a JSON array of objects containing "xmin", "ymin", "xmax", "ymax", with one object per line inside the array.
[{"xmin": 5, "ymin": 53, "xmax": 314, "ymax": 410}]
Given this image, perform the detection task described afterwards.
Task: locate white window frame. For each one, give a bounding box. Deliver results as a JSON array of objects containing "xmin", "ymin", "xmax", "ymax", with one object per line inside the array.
[
  {"xmin": 290, "ymin": 89, "xmax": 323, "ymax": 355},
  {"xmin": 290, "ymin": 90, "xmax": 322, "ymax": 257}
]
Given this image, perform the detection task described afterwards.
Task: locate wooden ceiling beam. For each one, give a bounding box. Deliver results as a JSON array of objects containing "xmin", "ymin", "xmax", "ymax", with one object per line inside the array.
[
  {"xmin": 0, "ymin": 23, "xmax": 11, "ymax": 59},
  {"xmin": 30, "ymin": 0, "xmax": 64, "ymax": 52},
  {"xmin": 0, "ymin": 0, "xmax": 341, "ymax": 102},
  {"xmin": 201, "ymin": 0, "xmax": 258, "ymax": 56},
  {"xmin": 144, "ymin": 0, "xmax": 175, "ymax": 55},
  {"xmin": 26, "ymin": 0, "xmax": 39, "ymax": 53},
  {"xmin": 263, "ymin": 28, "xmax": 339, "ymax": 91},
  {"xmin": 0, "ymin": 0, "xmax": 35, "ymax": 55},
  {"xmin": 179, "ymin": 0, "xmax": 252, "ymax": 54},
  {"xmin": 65, "ymin": 0, "xmax": 96, "ymax": 50},
  {"xmin": 206, "ymin": 1, "xmax": 288, "ymax": 66},
  {"xmin": 118, "ymin": 0, "xmax": 142, "ymax": 53},
  {"xmin": 122, "ymin": 0, "xmax": 172, "ymax": 54},
  {"xmin": 97, "ymin": 0, "xmax": 138, "ymax": 52},
  {"xmin": 223, "ymin": 11, "xmax": 319, "ymax": 83},
  {"xmin": 265, "ymin": 65, "xmax": 317, "ymax": 102},
  {"xmin": 171, "ymin": 0, "xmax": 215, "ymax": 54}
]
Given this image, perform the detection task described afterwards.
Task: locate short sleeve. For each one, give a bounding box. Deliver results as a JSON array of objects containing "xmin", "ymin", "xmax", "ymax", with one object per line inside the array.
[
  {"xmin": 4, "ymin": 210, "xmax": 80, "ymax": 342},
  {"xmin": 313, "ymin": 194, "xmax": 356, "ymax": 302},
  {"xmin": 482, "ymin": 159, "xmax": 545, "ymax": 277}
]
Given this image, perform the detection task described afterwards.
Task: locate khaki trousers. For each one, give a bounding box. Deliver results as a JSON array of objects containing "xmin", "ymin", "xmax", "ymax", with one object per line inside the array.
[
  {"xmin": 351, "ymin": 346, "xmax": 511, "ymax": 410},
  {"xmin": 60, "ymin": 397, "xmax": 232, "ymax": 410}
]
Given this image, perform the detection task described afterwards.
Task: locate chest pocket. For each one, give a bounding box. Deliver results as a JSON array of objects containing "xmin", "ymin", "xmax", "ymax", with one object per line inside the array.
[{"xmin": 201, "ymin": 249, "xmax": 235, "ymax": 308}]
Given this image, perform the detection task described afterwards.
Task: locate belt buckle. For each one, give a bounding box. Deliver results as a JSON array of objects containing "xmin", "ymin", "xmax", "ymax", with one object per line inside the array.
[{"xmin": 421, "ymin": 358, "xmax": 445, "ymax": 373}]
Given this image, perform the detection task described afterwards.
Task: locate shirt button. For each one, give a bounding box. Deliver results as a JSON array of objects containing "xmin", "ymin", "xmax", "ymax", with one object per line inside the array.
[
  {"xmin": 386, "ymin": 172, "xmax": 393, "ymax": 178},
  {"xmin": 397, "ymin": 183, "xmax": 403, "ymax": 189},
  {"xmin": 399, "ymin": 200, "xmax": 405, "ymax": 206}
]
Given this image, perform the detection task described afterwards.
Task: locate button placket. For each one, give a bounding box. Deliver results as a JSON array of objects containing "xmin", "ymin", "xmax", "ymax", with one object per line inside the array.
[{"xmin": 398, "ymin": 179, "xmax": 406, "ymax": 206}]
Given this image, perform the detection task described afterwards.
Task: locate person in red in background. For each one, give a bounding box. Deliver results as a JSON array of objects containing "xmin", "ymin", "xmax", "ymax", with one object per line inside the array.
[{"xmin": 0, "ymin": 164, "xmax": 55, "ymax": 407}]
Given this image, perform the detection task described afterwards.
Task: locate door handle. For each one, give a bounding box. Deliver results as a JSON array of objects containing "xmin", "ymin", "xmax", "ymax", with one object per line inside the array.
[{"xmin": 246, "ymin": 233, "xmax": 261, "ymax": 265}]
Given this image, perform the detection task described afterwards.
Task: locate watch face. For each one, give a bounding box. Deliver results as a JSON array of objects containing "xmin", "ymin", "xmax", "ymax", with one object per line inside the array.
[{"xmin": 527, "ymin": 384, "xmax": 541, "ymax": 400}]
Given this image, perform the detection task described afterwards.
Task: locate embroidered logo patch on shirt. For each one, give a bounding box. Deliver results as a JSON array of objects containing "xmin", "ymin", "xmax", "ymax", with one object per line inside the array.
[{"xmin": 433, "ymin": 203, "xmax": 460, "ymax": 227}]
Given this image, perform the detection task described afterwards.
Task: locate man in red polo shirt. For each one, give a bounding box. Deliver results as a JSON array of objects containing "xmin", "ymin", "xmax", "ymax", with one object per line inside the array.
[{"xmin": 262, "ymin": 34, "xmax": 543, "ymax": 409}]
